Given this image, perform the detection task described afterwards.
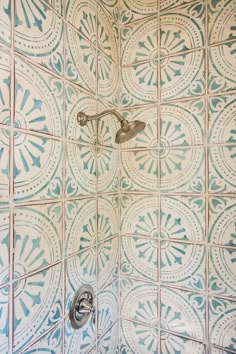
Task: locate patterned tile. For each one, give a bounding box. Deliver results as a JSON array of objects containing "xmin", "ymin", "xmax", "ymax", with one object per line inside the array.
[
  {"xmin": 120, "ymin": 319, "xmax": 158, "ymax": 353},
  {"xmin": 209, "ymin": 297, "xmax": 236, "ymax": 351},
  {"xmin": 161, "ymin": 332, "xmax": 206, "ymax": 353},
  {"xmin": 160, "ymin": 0, "xmax": 197, "ymax": 12},
  {"xmin": 208, "ymin": 0, "xmax": 236, "ymax": 45},
  {"xmin": 97, "ymin": 55, "xmax": 119, "ymax": 106},
  {"xmin": 14, "ymin": 133, "xmax": 63, "ymax": 202},
  {"xmin": 161, "ymin": 196, "xmax": 205, "ymax": 242},
  {"xmin": 161, "ymin": 287, "xmax": 205, "ymax": 341},
  {"xmin": 0, "ymin": 285, "xmax": 8, "ymax": 354},
  {"xmin": 97, "ymin": 321, "xmax": 119, "ymax": 354},
  {"xmin": 97, "ymin": 100, "xmax": 120, "ymax": 148},
  {"xmin": 209, "ymin": 146, "xmax": 236, "ymax": 193},
  {"xmin": 160, "ymin": 147, "xmax": 205, "ymax": 193},
  {"xmin": 44, "ymin": 0, "xmax": 62, "ymax": 14},
  {"xmin": 161, "ymin": 50, "xmax": 205, "ymax": 101},
  {"xmin": 0, "ymin": 128, "xmax": 9, "ymax": 202},
  {"xmin": 160, "ymin": 2, "xmax": 205, "ymax": 56},
  {"xmin": 0, "ymin": 47, "xmax": 10, "ymax": 126},
  {"xmin": 14, "ymin": 0, "xmax": 64, "ymax": 76},
  {"xmin": 209, "ymin": 42, "xmax": 236, "ymax": 94},
  {"xmin": 15, "ymin": 57, "xmax": 63, "ymax": 137},
  {"xmin": 161, "ymin": 99, "xmax": 205, "ymax": 147},
  {"xmin": 13, "ymin": 264, "xmax": 62, "ymax": 353},
  {"xmin": 98, "ymin": 236, "xmax": 118, "ymax": 289},
  {"xmin": 98, "ymin": 195, "xmax": 119, "ymax": 240},
  {"xmin": 98, "ymin": 0, "xmax": 120, "ymax": 22},
  {"xmin": 121, "ymin": 236, "xmax": 158, "ymax": 282},
  {"xmin": 209, "ymin": 197, "xmax": 236, "ymax": 247},
  {"xmin": 0, "ymin": 209, "xmax": 9, "ymax": 286},
  {"xmin": 121, "ymin": 149, "xmax": 158, "ymax": 192},
  {"xmin": 120, "ymin": 0, "xmax": 157, "ymax": 25},
  {"xmin": 14, "ymin": 203, "xmax": 62, "ymax": 278},
  {"xmin": 97, "ymin": 146, "xmax": 119, "ymax": 193},
  {"xmin": 0, "ymin": 0, "xmax": 11, "ymax": 46}
]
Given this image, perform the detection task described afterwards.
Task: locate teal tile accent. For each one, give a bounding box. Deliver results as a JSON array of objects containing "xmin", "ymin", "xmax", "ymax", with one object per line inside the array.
[
  {"xmin": 0, "ymin": 209, "xmax": 9, "ymax": 286},
  {"xmin": 0, "ymin": 0, "xmax": 11, "ymax": 46},
  {"xmin": 120, "ymin": 0, "xmax": 157, "ymax": 25},
  {"xmin": 0, "ymin": 285, "xmax": 9, "ymax": 354},
  {"xmin": 0, "ymin": 47, "xmax": 10, "ymax": 126},
  {"xmin": 161, "ymin": 332, "xmax": 206, "ymax": 354},
  {"xmin": 98, "ymin": 236, "xmax": 118, "ymax": 289},
  {"xmin": 0, "ymin": 128, "xmax": 9, "ymax": 202},
  {"xmin": 98, "ymin": 322, "xmax": 119, "ymax": 353}
]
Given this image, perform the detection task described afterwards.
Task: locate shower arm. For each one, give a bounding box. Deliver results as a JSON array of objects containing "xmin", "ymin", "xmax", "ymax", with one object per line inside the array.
[{"xmin": 77, "ymin": 109, "xmax": 125, "ymax": 126}]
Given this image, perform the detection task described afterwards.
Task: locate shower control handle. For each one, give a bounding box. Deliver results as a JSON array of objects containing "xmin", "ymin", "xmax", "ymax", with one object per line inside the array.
[
  {"xmin": 69, "ymin": 285, "xmax": 95, "ymax": 329},
  {"xmin": 77, "ymin": 299, "xmax": 96, "ymax": 324}
]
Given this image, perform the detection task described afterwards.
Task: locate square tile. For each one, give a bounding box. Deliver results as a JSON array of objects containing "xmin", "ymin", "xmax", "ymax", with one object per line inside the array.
[
  {"xmin": 0, "ymin": 128, "xmax": 9, "ymax": 202},
  {"xmin": 97, "ymin": 321, "xmax": 119, "ymax": 353},
  {"xmin": 209, "ymin": 146, "xmax": 236, "ymax": 193},
  {"xmin": 98, "ymin": 236, "xmax": 118, "ymax": 289},
  {"xmin": 97, "ymin": 100, "xmax": 120, "ymax": 148},
  {"xmin": 121, "ymin": 236, "xmax": 158, "ymax": 282},
  {"xmin": 120, "ymin": 0, "xmax": 157, "ymax": 25},
  {"xmin": 160, "ymin": 147, "xmax": 205, "ymax": 193},
  {"xmin": 98, "ymin": 55, "xmax": 119, "ymax": 106},
  {"xmin": 14, "ymin": 203, "xmax": 62, "ymax": 278},
  {"xmin": 161, "ymin": 50, "xmax": 205, "ymax": 101},
  {"xmin": 0, "ymin": 47, "xmax": 10, "ymax": 126},
  {"xmin": 13, "ymin": 264, "xmax": 62, "ymax": 353},
  {"xmin": 0, "ymin": 209, "xmax": 9, "ymax": 286},
  {"xmin": 0, "ymin": 285, "xmax": 9, "ymax": 354},
  {"xmin": 14, "ymin": 0, "xmax": 64, "ymax": 76},
  {"xmin": 14, "ymin": 133, "xmax": 63, "ymax": 202},
  {"xmin": 97, "ymin": 147, "xmax": 119, "ymax": 193},
  {"xmin": 0, "ymin": 0, "xmax": 11, "ymax": 46},
  {"xmin": 98, "ymin": 195, "xmax": 119, "ymax": 240},
  {"xmin": 161, "ymin": 332, "xmax": 206, "ymax": 353}
]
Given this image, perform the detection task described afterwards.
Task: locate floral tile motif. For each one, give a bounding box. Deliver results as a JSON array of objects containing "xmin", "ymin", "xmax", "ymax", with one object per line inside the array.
[
  {"xmin": 14, "ymin": 203, "xmax": 62, "ymax": 278},
  {"xmin": 120, "ymin": 194, "xmax": 158, "ymax": 237},
  {"xmin": 120, "ymin": 319, "xmax": 158, "ymax": 353},
  {"xmin": 161, "ymin": 99, "xmax": 205, "ymax": 147},
  {"xmin": 0, "ymin": 0, "xmax": 10, "ymax": 46},
  {"xmin": 24, "ymin": 323, "xmax": 62, "ymax": 353},
  {"xmin": 14, "ymin": 0, "xmax": 64, "ymax": 76},
  {"xmin": 13, "ymin": 264, "xmax": 62, "ymax": 353},
  {"xmin": 161, "ymin": 196, "xmax": 205, "ymax": 242},
  {"xmin": 97, "ymin": 100, "xmax": 120, "ymax": 148},
  {"xmin": 120, "ymin": 17, "xmax": 158, "ymax": 66},
  {"xmin": 209, "ymin": 297, "xmax": 236, "ymax": 351},
  {"xmin": 209, "ymin": 246, "xmax": 236, "ymax": 299},
  {"xmin": 161, "ymin": 287, "xmax": 205, "ymax": 341},
  {"xmin": 120, "ymin": 62, "xmax": 158, "ymax": 108},
  {"xmin": 209, "ymin": 197, "xmax": 236, "ymax": 247},
  {"xmin": 65, "ymin": 25, "xmax": 96, "ymax": 93},
  {"xmin": 121, "ymin": 236, "xmax": 158, "ymax": 282},
  {"xmin": 97, "ymin": 55, "xmax": 119, "ymax": 106},
  {"xmin": 208, "ymin": 0, "xmax": 236, "ymax": 45},
  {"xmin": 161, "ymin": 50, "xmax": 205, "ymax": 101},
  {"xmin": 98, "ymin": 321, "xmax": 119, "ymax": 354},
  {"xmin": 160, "ymin": 147, "xmax": 205, "ymax": 193},
  {"xmin": 65, "ymin": 198, "xmax": 96, "ymax": 257},
  {"xmin": 161, "ymin": 332, "xmax": 206, "ymax": 353},
  {"xmin": 97, "ymin": 146, "xmax": 119, "ymax": 193},
  {"xmin": 161, "ymin": 241, "xmax": 206, "ymax": 291},
  {"xmin": 44, "ymin": 0, "xmax": 62, "ymax": 14},
  {"xmin": 121, "ymin": 149, "xmax": 158, "ymax": 192},
  {"xmin": 209, "ymin": 95, "xmax": 236, "ymax": 144},
  {"xmin": 0, "ymin": 285, "xmax": 8, "ymax": 354},
  {"xmin": 160, "ymin": 0, "xmax": 197, "ymax": 12},
  {"xmin": 161, "ymin": 2, "xmax": 205, "ymax": 56},
  {"xmin": 209, "ymin": 146, "xmax": 236, "ymax": 193},
  {"xmin": 0, "ymin": 47, "xmax": 10, "ymax": 126},
  {"xmin": 98, "ymin": 195, "xmax": 119, "ymax": 240},
  {"xmin": 0, "ymin": 209, "xmax": 9, "ymax": 286},
  {"xmin": 98, "ymin": 236, "xmax": 118, "ymax": 289},
  {"xmin": 120, "ymin": 0, "xmax": 157, "ymax": 25},
  {"xmin": 209, "ymin": 42, "xmax": 236, "ymax": 94},
  {"xmin": 65, "ymin": 142, "xmax": 96, "ymax": 197},
  {"xmin": 14, "ymin": 133, "xmax": 63, "ymax": 202},
  {"xmin": 0, "ymin": 128, "xmax": 9, "ymax": 202},
  {"xmin": 15, "ymin": 57, "xmax": 63, "ymax": 137}
]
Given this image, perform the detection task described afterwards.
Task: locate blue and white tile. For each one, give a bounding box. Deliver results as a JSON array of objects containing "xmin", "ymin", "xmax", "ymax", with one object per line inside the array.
[
  {"xmin": 98, "ymin": 195, "xmax": 119, "ymax": 241},
  {"xmin": 98, "ymin": 55, "xmax": 119, "ymax": 106},
  {"xmin": 0, "ymin": 209, "xmax": 9, "ymax": 286},
  {"xmin": 13, "ymin": 264, "xmax": 62, "ymax": 353},
  {"xmin": 14, "ymin": 133, "xmax": 63, "ymax": 202},
  {"xmin": 0, "ymin": 47, "xmax": 10, "ymax": 126},
  {"xmin": 14, "ymin": 0, "xmax": 64, "ymax": 76},
  {"xmin": 161, "ymin": 287, "xmax": 205, "ymax": 341},
  {"xmin": 0, "ymin": 0, "xmax": 11, "ymax": 46},
  {"xmin": 97, "ymin": 321, "xmax": 119, "ymax": 354},
  {"xmin": 0, "ymin": 285, "xmax": 8, "ymax": 354},
  {"xmin": 161, "ymin": 332, "xmax": 206, "ymax": 354},
  {"xmin": 14, "ymin": 203, "xmax": 62, "ymax": 278},
  {"xmin": 97, "ymin": 147, "xmax": 119, "ymax": 193},
  {"xmin": 98, "ymin": 236, "xmax": 118, "ymax": 290},
  {"xmin": 120, "ymin": 0, "xmax": 157, "ymax": 25},
  {"xmin": 0, "ymin": 128, "xmax": 9, "ymax": 202}
]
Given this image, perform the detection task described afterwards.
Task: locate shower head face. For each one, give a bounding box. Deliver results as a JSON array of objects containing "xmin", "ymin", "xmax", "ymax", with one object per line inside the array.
[{"xmin": 115, "ymin": 120, "xmax": 146, "ymax": 144}]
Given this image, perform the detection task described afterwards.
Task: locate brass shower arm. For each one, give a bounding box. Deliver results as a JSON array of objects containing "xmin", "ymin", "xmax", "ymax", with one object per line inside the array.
[{"xmin": 77, "ymin": 110, "xmax": 125, "ymax": 126}]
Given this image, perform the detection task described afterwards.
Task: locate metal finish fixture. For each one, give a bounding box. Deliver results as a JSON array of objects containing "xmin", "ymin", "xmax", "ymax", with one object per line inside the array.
[
  {"xmin": 69, "ymin": 285, "xmax": 95, "ymax": 330},
  {"xmin": 77, "ymin": 109, "xmax": 146, "ymax": 144}
]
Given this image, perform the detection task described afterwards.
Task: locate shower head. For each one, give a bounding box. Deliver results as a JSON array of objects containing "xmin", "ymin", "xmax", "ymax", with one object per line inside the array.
[{"xmin": 115, "ymin": 120, "xmax": 146, "ymax": 144}]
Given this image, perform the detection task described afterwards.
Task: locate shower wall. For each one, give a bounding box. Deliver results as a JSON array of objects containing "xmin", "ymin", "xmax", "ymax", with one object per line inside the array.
[{"xmin": 118, "ymin": 0, "xmax": 236, "ymax": 353}]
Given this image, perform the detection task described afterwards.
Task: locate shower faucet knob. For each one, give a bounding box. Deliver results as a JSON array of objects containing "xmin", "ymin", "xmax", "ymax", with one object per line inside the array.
[{"xmin": 69, "ymin": 285, "xmax": 95, "ymax": 329}]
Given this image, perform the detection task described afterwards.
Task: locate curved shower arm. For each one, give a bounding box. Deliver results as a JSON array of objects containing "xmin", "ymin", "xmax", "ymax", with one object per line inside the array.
[{"xmin": 77, "ymin": 109, "xmax": 125, "ymax": 126}]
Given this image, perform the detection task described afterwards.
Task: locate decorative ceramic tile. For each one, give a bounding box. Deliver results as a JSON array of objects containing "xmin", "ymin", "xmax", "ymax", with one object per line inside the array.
[
  {"xmin": 13, "ymin": 264, "xmax": 62, "ymax": 353},
  {"xmin": 161, "ymin": 332, "xmax": 206, "ymax": 354},
  {"xmin": 0, "ymin": 1, "xmax": 11, "ymax": 46},
  {"xmin": 14, "ymin": 203, "xmax": 62, "ymax": 278},
  {"xmin": 0, "ymin": 285, "xmax": 8, "ymax": 354},
  {"xmin": 14, "ymin": 0, "xmax": 64, "ymax": 76},
  {"xmin": 121, "ymin": 149, "xmax": 158, "ymax": 191},
  {"xmin": 0, "ymin": 128, "xmax": 9, "ymax": 202},
  {"xmin": 44, "ymin": 0, "xmax": 62, "ymax": 14},
  {"xmin": 98, "ymin": 280, "xmax": 119, "ymax": 339},
  {"xmin": 209, "ymin": 146, "xmax": 236, "ymax": 193},
  {"xmin": 209, "ymin": 297, "xmax": 236, "ymax": 351},
  {"xmin": 0, "ymin": 47, "xmax": 10, "ymax": 126},
  {"xmin": 161, "ymin": 99, "xmax": 205, "ymax": 147},
  {"xmin": 97, "ymin": 321, "xmax": 119, "ymax": 354},
  {"xmin": 98, "ymin": 0, "xmax": 120, "ymax": 22},
  {"xmin": 161, "ymin": 287, "xmax": 205, "ymax": 341},
  {"xmin": 160, "ymin": 0, "xmax": 196, "ymax": 12},
  {"xmin": 98, "ymin": 236, "xmax": 118, "ymax": 289},
  {"xmin": 161, "ymin": 147, "xmax": 205, "ymax": 193},
  {"xmin": 161, "ymin": 50, "xmax": 205, "ymax": 101},
  {"xmin": 209, "ymin": 246, "xmax": 236, "ymax": 299},
  {"xmin": 120, "ymin": 0, "xmax": 157, "ymax": 25},
  {"xmin": 65, "ymin": 142, "xmax": 96, "ymax": 197},
  {"xmin": 14, "ymin": 133, "xmax": 63, "ymax": 202},
  {"xmin": 161, "ymin": 196, "xmax": 205, "ymax": 242},
  {"xmin": 208, "ymin": 0, "xmax": 236, "ymax": 45},
  {"xmin": 65, "ymin": 25, "xmax": 96, "ymax": 93},
  {"xmin": 209, "ymin": 197, "xmax": 236, "ymax": 247},
  {"xmin": 97, "ymin": 55, "xmax": 119, "ymax": 106},
  {"xmin": 209, "ymin": 42, "xmax": 236, "ymax": 94},
  {"xmin": 208, "ymin": 95, "xmax": 236, "ymax": 144},
  {"xmin": 120, "ymin": 319, "xmax": 158, "ymax": 353},
  {"xmin": 121, "ymin": 236, "xmax": 158, "ymax": 282},
  {"xmin": 120, "ymin": 62, "xmax": 158, "ymax": 108},
  {"xmin": 120, "ymin": 194, "xmax": 158, "ymax": 237},
  {"xmin": 97, "ymin": 146, "xmax": 119, "ymax": 193},
  {"xmin": 161, "ymin": 2, "xmax": 205, "ymax": 56},
  {"xmin": 0, "ymin": 209, "xmax": 9, "ymax": 286},
  {"xmin": 15, "ymin": 57, "xmax": 63, "ymax": 137},
  {"xmin": 97, "ymin": 100, "xmax": 120, "ymax": 148},
  {"xmin": 121, "ymin": 17, "xmax": 158, "ymax": 66},
  {"xmin": 98, "ymin": 195, "xmax": 119, "ymax": 240}
]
